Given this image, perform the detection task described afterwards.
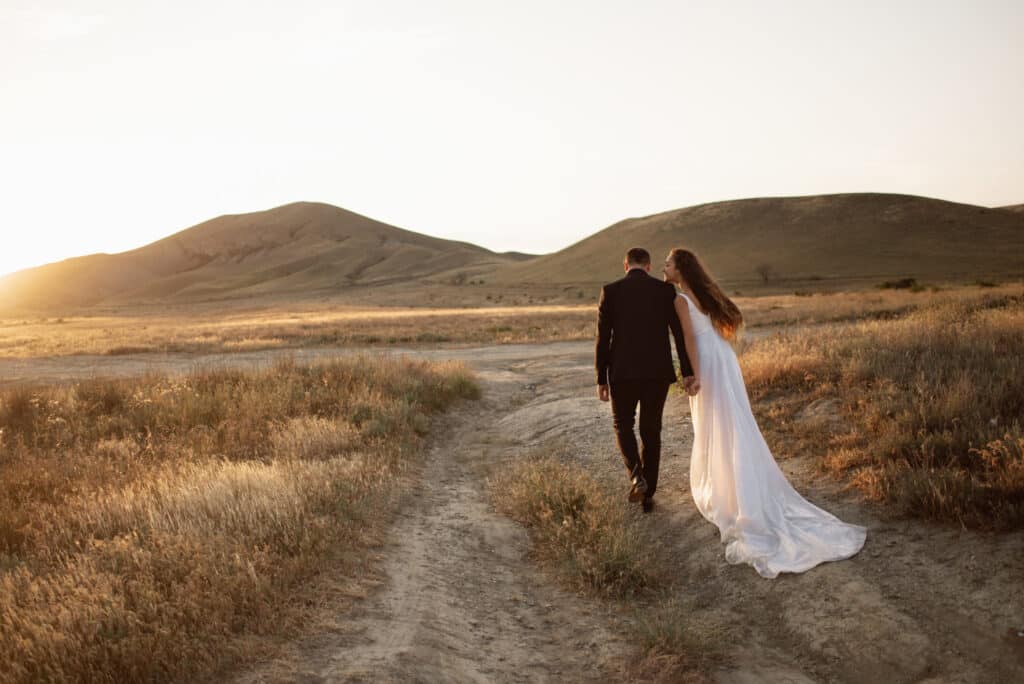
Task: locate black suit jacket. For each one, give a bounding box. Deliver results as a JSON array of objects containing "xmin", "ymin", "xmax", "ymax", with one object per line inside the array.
[{"xmin": 595, "ymin": 268, "xmax": 693, "ymax": 385}]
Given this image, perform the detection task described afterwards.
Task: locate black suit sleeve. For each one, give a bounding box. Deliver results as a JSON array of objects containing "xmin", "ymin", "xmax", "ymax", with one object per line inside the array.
[
  {"xmin": 667, "ymin": 288, "xmax": 693, "ymax": 378},
  {"xmin": 596, "ymin": 285, "xmax": 612, "ymax": 385}
]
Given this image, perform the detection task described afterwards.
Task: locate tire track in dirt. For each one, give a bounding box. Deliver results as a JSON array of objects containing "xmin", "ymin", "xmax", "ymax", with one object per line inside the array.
[{"xmin": 229, "ymin": 343, "xmax": 624, "ymax": 683}]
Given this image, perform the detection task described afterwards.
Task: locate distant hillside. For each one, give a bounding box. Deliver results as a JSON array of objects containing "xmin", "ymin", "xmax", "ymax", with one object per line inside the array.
[
  {"xmin": 491, "ymin": 194, "xmax": 1024, "ymax": 288},
  {"xmin": 5, "ymin": 194, "xmax": 1021, "ymax": 312},
  {"xmin": 0, "ymin": 202, "xmax": 532, "ymax": 309}
]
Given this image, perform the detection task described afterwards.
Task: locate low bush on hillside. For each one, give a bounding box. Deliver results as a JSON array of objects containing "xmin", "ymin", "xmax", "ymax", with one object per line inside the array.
[{"xmin": 877, "ymin": 277, "xmax": 919, "ymax": 290}]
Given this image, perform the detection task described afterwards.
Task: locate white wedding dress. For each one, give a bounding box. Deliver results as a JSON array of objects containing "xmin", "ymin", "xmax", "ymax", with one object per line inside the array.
[{"xmin": 680, "ymin": 293, "xmax": 866, "ymax": 578}]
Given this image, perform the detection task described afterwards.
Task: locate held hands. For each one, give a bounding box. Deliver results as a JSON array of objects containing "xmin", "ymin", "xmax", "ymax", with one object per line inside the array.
[{"xmin": 601, "ymin": 380, "xmax": 697, "ymax": 399}]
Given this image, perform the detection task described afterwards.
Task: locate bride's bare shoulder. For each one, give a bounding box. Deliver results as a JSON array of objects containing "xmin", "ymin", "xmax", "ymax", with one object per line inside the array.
[{"xmin": 678, "ymin": 290, "xmax": 708, "ymax": 315}]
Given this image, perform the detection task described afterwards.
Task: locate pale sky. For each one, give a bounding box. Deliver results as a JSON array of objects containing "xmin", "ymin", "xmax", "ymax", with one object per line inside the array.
[{"xmin": 2, "ymin": 0, "xmax": 1022, "ymax": 277}]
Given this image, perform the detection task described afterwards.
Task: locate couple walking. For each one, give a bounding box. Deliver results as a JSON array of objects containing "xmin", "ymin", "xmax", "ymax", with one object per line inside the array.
[{"xmin": 595, "ymin": 247, "xmax": 866, "ymax": 578}]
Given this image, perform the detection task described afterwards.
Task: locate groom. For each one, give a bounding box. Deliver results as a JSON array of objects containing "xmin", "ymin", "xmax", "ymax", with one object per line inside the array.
[{"xmin": 595, "ymin": 248, "xmax": 696, "ymax": 513}]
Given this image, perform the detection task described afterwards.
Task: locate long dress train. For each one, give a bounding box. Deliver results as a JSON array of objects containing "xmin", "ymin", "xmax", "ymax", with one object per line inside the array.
[{"xmin": 681, "ymin": 293, "xmax": 866, "ymax": 578}]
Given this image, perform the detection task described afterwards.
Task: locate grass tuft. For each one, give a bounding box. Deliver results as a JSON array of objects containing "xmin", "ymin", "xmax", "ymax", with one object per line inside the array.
[
  {"xmin": 877, "ymin": 277, "xmax": 918, "ymax": 290},
  {"xmin": 490, "ymin": 449, "xmax": 727, "ymax": 681},
  {"xmin": 489, "ymin": 451, "xmax": 657, "ymax": 598},
  {"xmin": 631, "ymin": 598, "xmax": 728, "ymax": 681}
]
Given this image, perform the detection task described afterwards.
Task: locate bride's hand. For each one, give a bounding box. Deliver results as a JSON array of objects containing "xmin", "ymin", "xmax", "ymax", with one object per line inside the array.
[{"xmin": 684, "ymin": 376, "xmax": 701, "ymax": 396}]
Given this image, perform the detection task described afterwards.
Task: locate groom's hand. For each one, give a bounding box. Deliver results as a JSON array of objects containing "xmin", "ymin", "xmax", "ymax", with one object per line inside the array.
[{"xmin": 597, "ymin": 384, "xmax": 610, "ymax": 402}]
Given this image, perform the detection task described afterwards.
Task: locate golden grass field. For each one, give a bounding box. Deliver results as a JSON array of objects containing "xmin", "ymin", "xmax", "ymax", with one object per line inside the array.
[
  {"xmin": 0, "ymin": 357, "xmax": 478, "ymax": 683},
  {"xmin": 0, "ymin": 304, "xmax": 594, "ymax": 358},
  {"xmin": 2, "ymin": 280, "xmax": 1022, "ymax": 682},
  {"xmin": 738, "ymin": 291, "xmax": 1024, "ymax": 530},
  {"xmin": 1, "ymin": 282, "xmax": 1019, "ymax": 359}
]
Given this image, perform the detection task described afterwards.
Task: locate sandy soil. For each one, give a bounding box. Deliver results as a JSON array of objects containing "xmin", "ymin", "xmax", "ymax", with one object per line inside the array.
[{"xmin": 4, "ymin": 342, "xmax": 1023, "ymax": 683}]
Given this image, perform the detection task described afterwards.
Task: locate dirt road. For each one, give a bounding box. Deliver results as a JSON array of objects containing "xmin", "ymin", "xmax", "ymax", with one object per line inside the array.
[{"xmin": 4, "ymin": 342, "xmax": 1023, "ymax": 682}]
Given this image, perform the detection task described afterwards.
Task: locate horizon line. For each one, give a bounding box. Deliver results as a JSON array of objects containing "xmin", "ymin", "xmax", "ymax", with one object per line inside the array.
[{"xmin": 1, "ymin": 189, "xmax": 1020, "ymax": 280}]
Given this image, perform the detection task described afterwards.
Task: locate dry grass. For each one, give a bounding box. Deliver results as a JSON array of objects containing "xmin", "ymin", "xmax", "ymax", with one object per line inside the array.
[
  {"xmin": 489, "ymin": 450, "xmax": 658, "ymax": 598},
  {"xmin": 735, "ymin": 281, "xmax": 1023, "ymax": 329},
  {"xmin": 631, "ymin": 599, "xmax": 728, "ymax": 683},
  {"xmin": 0, "ymin": 356, "xmax": 479, "ymax": 683},
  {"xmin": 0, "ymin": 304, "xmax": 596, "ymax": 358},
  {"xmin": 738, "ymin": 290, "xmax": 1024, "ymax": 530},
  {"xmin": 488, "ymin": 448, "xmax": 722, "ymax": 681},
  {"xmin": 3, "ymin": 283, "xmax": 1019, "ymax": 360}
]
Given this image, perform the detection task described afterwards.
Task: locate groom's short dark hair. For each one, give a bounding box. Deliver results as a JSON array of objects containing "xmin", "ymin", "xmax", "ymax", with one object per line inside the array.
[{"xmin": 625, "ymin": 248, "xmax": 651, "ymax": 266}]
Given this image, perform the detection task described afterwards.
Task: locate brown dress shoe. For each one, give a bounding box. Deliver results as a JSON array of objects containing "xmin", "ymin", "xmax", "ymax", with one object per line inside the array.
[
  {"xmin": 628, "ymin": 475, "xmax": 648, "ymax": 502},
  {"xmin": 642, "ymin": 497, "xmax": 655, "ymax": 514}
]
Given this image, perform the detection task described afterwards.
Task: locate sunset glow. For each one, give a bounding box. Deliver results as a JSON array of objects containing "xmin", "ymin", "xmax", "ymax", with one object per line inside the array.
[{"xmin": 2, "ymin": 0, "xmax": 1022, "ymax": 278}]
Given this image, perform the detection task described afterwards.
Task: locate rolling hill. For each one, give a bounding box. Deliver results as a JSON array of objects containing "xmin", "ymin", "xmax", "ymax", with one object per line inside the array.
[
  {"xmin": 3, "ymin": 193, "xmax": 1021, "ymax": 312},
  {"xmin": 491, "ymin": 193, "xmax": 1024, "ymax": 289},
  {"xmin": 0, "ymin": 202, "xmax": 530, "ymax": 310}
]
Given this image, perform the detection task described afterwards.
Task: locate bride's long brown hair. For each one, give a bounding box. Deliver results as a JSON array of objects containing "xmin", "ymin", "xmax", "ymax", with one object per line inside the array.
[{"xmin": 669, "ymin": 248, "xmax": 743, "ymax": 339}]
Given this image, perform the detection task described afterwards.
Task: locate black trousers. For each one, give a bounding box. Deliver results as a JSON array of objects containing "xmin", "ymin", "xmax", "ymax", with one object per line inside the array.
[{"xmin": 609, "ymin": 379, "xmax": 672, "ymax": 499}]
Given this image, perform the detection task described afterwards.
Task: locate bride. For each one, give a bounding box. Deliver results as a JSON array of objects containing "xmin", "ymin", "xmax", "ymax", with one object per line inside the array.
[{"xmin": 663, "ymin": 248, "xmax": 866, "ymax": 578}]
